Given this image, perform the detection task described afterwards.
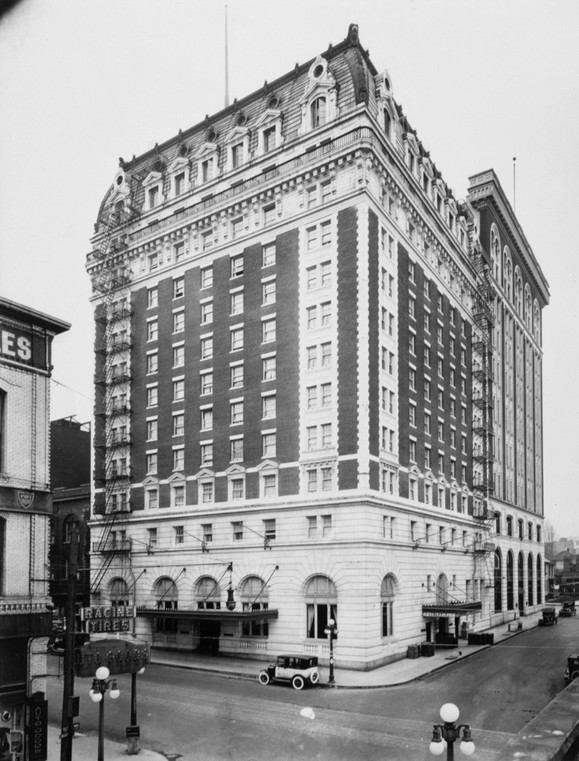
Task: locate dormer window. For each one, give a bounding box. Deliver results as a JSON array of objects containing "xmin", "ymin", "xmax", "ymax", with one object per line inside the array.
[
  {"xmin": 256, "ymin": 109, "xmax": 283, "ymax": 155},
  {"xmin": 299, "ymin": 56, "xmax": 338, "ymax": 135},
  {"xmin": 142, "ymin": 170, "xmax": 163, "ymax": 211},
  {"xmin": 384, "ymin": 110, "xmax": 392, "ymax": 138},
  {"xmin": 225, "ymin": 127, "xmax": 250, "ymax": 172},
  {"xmin": 311, "ymin": 96, "xmax": 327, "ymax": 129},
  {"xmin": 168, "ymin": 157, "xmax": 190, "ymax": 199},
  {"xmin": 194, "ymin": 142, "xmax": 219, "ymax": 186}
]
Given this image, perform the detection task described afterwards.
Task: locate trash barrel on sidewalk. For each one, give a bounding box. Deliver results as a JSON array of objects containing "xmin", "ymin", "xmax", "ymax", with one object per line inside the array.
[
  {"xmin": 420, "ymin": 642, "xmax": 435, "ymax": 657},
  {"xmin": 407, "ymin": 644, "xmax": 420, "ymax": 659}
]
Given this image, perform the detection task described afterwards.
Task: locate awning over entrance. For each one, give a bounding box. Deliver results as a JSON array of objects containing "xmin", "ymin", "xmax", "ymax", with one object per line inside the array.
[
  {"xmin": 137, "ymin": 607, "xmax": 279, "ymax": 624},
  {"xmin": 422, "ymin": 601, "xmax": 482, "ymax": 619}
]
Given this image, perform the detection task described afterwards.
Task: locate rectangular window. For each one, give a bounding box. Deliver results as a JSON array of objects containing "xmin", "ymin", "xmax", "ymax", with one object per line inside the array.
[
  {"xmin": 173, "ymin": 414, "xmax": 184, "ymax": 437},
  {"xmin": 262, "ymin": 280, "xmax": 276, "ymax": 305},
  {"xmin": 321, "ymin": 342, "xmax": 332, "ymax": 367},
  {"xmin": 201, "ymin": 266, "xmax": 213, "ymax": 289},
  {"xmin": 230, "ymin": 438, "xmax": 243, "ymax": 462},
  {"xmin": 202, "ymin": 523, "xmax": 213, "ymax": 542},
  {"xmin": 173, "ymin": 311, "xmax": 184, "ymax": 333},
  {"xmin": 262, "ymin": 356, "xmax": 276, "ymax": 380},
  {"xmin": 200, "ymin": 442, "xmax": 213, "ymax": 465},
  {"xmin": 321, "ymin": 301, "xmax": 331, "ymax": 327},
  {"xmin": 201, "ymin": 484, "xmax": 214, "ymax": 504},
  {"xmin": 201, "ymin": 302, "xmax": 213, "ymax": 325},
  {"xmin": 200, "ymin": 371, "xmax": 213, "ymax": 395},
  {"xmin": 321, "ymin": 423, "xmax": 332, "ymax": 448},
  {"xmin": 174, "ymin": 524, "xmax": 184, "ymax": 543},
  {"xmin": 231, "ymin": 255, "xmax": 244, "ymax": 278},
  {"xmin": 146, "ymin": 488, "xmax": 158, "ymax": 510},
  {"xmin": 147, "ymin": 527, "xmax": 158, "ymax": 548},
  {"xmin": 174, "ymin": 241, "xmax": 185, "ymax": 261},
  {"xmin": 262, "ymin": 318, "xmax": 276, "ymax": 343},
  {"xmin": 201, "ymin": 336, "xmax": 213, "ymax": 360},
  {"xmin": 147, "ymin": 288, "xmax": 158, "ymax": 308},
  {"xmin": 201, "ymin": 408, "xmax": 213, "ymax": 430},
  {"xmin": 263, "ymin": 203, "xmax": 276, "ymax": 224},
  {"xmin": 262, "ymin": 432, "xmax": 276, "ymax": 458},
  {"xmin": 232, "ymin": 521, "xmax": 244, "ymax": 541},
  {"xmin": 202, "ymin": 230, "xmax": 213, "ymax": 251},
  {"xmin": 230, "ymin": 364, "xmax": 244, "ymax": 388},
  {"xmin": 322, "ymin": 514, "xmax": 332, "ymax": 537},
  {"xmin": 231, "ymin": 479, "xmax": 244, "ymax": 501},
  {"xmin": 147, "ymin": 320, "xmax": 158, "ymax": 342},
  {"xmin": 148, "ymin": 252, "xmax": 159, "ymax": 271},
  {"xmin": 173, "ymin": 345, "xmax": 184, "ymax": 367},
  {"xmin": 262, "ymin": 242, "xmax": 276, "ymax": 267},
  {"xmin": 173, "ymin": 448, "xmax": 184, "ymax": 471},
  {"xmin": 230, "ymin": 291, "xmax": 244, "ymax": 315},
  {"xmin": 230, "ymin": 327, "xmax": 244, "ymax": 351},
  {"xmin": 262, "ymin": 395, "xmax": 276, "ymax": 419},
  {"xmin": 262, "ymin": 474, "xmax": 277, "ymax": 498},
  {"xmin": 264, "ymin": 519, "xmax": 276, "ymax": 540},
  {"xmin": 231, "ymin": 142, "xmax": 244, "ymax": 169},
  {"xmin": 146, "ymin": 452, "xmax": 158, "ymax": 475},
  {"xmin": 263, "ymin": 125, "xmax": 276, "ymax": 152},
  {"xmin": 147, "ymin": 386, "xmax": 158, "ymax": 407},
  {"xmin": 321, "ymin": 382, "xmax": 332, "ymax": 408},
  {"xmin": 230, "ymin": 401, "xmax": 244, "ymax": 425},
  {"xmin": 173, "ymin": 379, "xmax": 185, "ymax": 401},
  {"xmin": 146, "ymin": 419, "xmax": 158, "ymax": 441},
  {"xmin": 147, "ymin": 353, "xmax": 158, "ymax": 374},
  {"xmin": 173, "ymin": 278, "xmax": 184, "ymax": 299}
]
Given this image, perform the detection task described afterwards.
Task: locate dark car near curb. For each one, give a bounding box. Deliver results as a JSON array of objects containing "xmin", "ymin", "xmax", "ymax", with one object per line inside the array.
[{"xmin": 258, "ymin": 655, "xmax": 320, "ymax": 690}]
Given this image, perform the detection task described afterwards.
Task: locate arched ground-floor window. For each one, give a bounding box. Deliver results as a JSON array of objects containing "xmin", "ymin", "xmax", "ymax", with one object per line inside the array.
[
  {"xmin": 506, "ymin": 551, "xmax": 514, "ymax": 610},
  {"xmin": 527, "ymin": 554, "xmax": 534, "ymax": 607},
  {"xmin": 240, "ymin": 576, "xmax": 269, "ymax": 638},
  {"xmin": 305, "ymin": 575, "xmax": 337, "ymax": 639},
  {"xmin": 381, "ymin": 575, "xmax": 397, "ymax": 637},
  {"xmin": 494, "ymin": 549, "xmax": 503, "ymax": 612},
  {"xmin": 536, "ymin": 554, "xmax": 543, "ymax": 605},
  {"xmin": 154, "ymin": 577, "xmax": 178, "ymax": 633}
]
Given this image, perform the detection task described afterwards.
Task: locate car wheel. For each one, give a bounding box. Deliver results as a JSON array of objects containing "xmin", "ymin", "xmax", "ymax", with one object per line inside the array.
[
  {"xmin": 572, "ymin": 671, "xmax": 579, "ymax": 682},
  {"xmin": 258, "ymin": 671, "xmax": 270, "ymax": 685},
  {"xmin": 310, "ymin": 672, "xmax": 319, "ymax": 685},
  {"xmin": 292, "ymin": 675, "xmax": 305, "ymax": 690}
]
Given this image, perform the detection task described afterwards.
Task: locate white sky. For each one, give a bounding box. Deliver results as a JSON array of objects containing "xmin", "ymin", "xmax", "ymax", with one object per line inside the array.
[{"xmin": 1, "ymin": 0, "xmax": 577, "ymax": 537}]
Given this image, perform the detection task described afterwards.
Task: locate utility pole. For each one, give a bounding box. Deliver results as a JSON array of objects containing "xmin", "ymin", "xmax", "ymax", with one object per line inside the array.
[{"xmin": 60, "ymin": 528, "xmax": 78, "ymax": 761}]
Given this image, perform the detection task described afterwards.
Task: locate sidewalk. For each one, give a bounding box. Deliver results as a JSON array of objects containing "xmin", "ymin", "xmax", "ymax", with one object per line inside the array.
[
  {"xmin": 47, "ymin": 724, "xmax": 166, "ymax": 761},
  {"xmin": 150, "ymin": 611, "xmax": 543, "ymax": 688}
]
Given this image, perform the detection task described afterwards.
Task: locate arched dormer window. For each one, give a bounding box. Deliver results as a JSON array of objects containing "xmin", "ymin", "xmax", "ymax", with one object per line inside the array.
[
  {"xmin": 299, "ymin": 56, "xmax": 338, "ymax": 135},
  {"xmin": 375, "ymin": 70, "xmax": 395, "ymax": 141},
  {"xmin": 514, "ymin": 267, "xmax": 523, "ymax": 315},
  {"xmin": 490, "ymin": 225, "xmax": 501, "ymax": 282},
  {"xmin": 311, "ymin": 96, "xmax": 327, "ymax": 129},
  {"xmin": 503, "ymin": 248, "xmax": 512, "ymax": 300},
  {"xmin": 525, "ymin": 284, "xmax": 532, "ymax": 330},
  {"xmin": 533, "ymin": 300, "xmax": 541, "ymax": 342}
]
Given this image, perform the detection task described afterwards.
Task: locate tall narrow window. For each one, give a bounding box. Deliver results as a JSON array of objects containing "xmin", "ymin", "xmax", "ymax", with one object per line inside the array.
[{"xmin": 310, "ymin": 97, "xmax": 327, "ymax": 128}]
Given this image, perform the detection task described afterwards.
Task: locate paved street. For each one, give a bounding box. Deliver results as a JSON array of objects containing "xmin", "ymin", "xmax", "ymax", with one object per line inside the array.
[{"xmin": 46, "ymin": 617, "xmax": 577, "ymax": 761}]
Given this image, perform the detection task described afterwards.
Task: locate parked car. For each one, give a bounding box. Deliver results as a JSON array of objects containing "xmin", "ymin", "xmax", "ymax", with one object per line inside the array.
[
  {"xmin": 538, "ymin": 608, "xmax": 558, "ymax": 626},
  {"xmin": 258, "ymin": 655, "xmax": 320, "ymax": 690},
  {"xmin": 564, "ymin": 654, "xmax": 579, "ymax": 685},
  {"xmin": 560, "ymin": 601, "xmax": 576, "ymax": 618}
]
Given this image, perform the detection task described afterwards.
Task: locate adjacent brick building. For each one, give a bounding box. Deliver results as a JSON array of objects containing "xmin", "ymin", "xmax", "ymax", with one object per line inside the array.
[
  {"xmin": 0, "ymin": 297, "xmax": 69, "ymax": 751},
  {"xmin": 86, "ymin": 25, "xmax": 549, "ymax": 669}
]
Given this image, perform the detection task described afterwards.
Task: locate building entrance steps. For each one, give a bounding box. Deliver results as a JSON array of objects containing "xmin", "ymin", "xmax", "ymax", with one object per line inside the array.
[{"xmin": 149, "ymin": 610, "xmax": 544, "ymax": 688}]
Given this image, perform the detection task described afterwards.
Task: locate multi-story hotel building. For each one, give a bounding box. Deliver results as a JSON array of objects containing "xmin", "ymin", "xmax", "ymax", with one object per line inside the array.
[
  {"xmin": 86, "ymin": 25, "xmax": 549, "ymax": 670},
  {"xmin": 0, "ymin": 297, "xmax": 69, "ymax": 752}
]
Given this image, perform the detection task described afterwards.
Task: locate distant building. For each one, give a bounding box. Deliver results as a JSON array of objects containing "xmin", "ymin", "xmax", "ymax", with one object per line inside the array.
[
  {"xmin": 86, "ymin": 25, "xmax": 549, "ymax": 669},
  {"xmin": 49, "ymin": 418, "xmax": 91, "ymax": 616},
  {"xmin": 0, "ymin": 297, "xmax": 69, "ymax": 748}
]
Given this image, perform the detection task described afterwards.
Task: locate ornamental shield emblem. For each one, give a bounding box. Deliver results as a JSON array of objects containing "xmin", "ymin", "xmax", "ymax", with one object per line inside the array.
[{"xmin": 18, "ymin": 491, "xmax": 35, "ymax": 509}]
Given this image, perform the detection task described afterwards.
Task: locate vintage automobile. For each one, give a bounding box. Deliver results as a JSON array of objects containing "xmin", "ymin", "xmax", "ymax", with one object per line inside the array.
[
  {"xmin": 538, "ymin": 607, "xmax": 558, "ymax": 626},
  {"xmin": 258, "ymin": 655, "xmax": 320, "ymax": 690},
  {"xmin": 564, "ymin": 655, "xmax": 579, "ymax": 685},
  {"xmin": 559, "ymin": 601, "xmax": 577, "ymax": 618}
]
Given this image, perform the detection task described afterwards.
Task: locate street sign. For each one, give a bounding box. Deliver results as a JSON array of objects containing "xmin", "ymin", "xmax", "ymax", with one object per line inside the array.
[{"xmin": 75, "ymin": 638, "xmax": 150, "ymax": 677}]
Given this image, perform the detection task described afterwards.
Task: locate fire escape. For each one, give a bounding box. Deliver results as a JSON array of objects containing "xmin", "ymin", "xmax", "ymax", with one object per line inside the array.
[
  {"xmin": 469, "ymin": 225, "xmax": 497, "ymax": 581},
  {"xmin": 89, "ymin": 189, "xmax": 137, "ymax": 599}
]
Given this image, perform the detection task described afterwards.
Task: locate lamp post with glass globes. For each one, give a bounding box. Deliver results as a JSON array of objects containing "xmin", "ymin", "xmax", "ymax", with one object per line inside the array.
[
  {"xmin": 89, "ymin": 666, "xmax": 120, "ymax": 761},
  {"xmin": 324, "ymin": 618, "xmax": 338, "ymax": 684},
  {"xmin": 429, "ymin": 703, "xmax": 475, "ymax": 760}
]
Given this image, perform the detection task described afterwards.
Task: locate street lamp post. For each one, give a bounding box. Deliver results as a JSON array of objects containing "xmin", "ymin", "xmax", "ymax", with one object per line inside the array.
[
  {"xmin": 89, "ymin": 666, "xmax": 120, "ymax": 761},
  {"xmin": 324, "ymin": 618, "xmax": 338, "ymax": 685},
  {"xmin": 429, "ymin": 703, "xmax": 475, "ymax": 760},
  {"xmin": 126, "ymin": 666, "xmax": 146, "ymax": 755}
]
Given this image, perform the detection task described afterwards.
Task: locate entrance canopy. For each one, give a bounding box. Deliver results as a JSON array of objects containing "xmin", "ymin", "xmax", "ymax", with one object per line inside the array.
[
  {"xmin": 422, "ymin": 601, "xmax": 482, "ymax": 619},
  {"xmin": 137, "ymin": 607, "xmax": 279, "ymax": 624}
]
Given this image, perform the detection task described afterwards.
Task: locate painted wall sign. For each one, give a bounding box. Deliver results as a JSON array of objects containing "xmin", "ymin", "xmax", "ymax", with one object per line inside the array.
[{"xmin": 0, "ymin": 321, "xmax": 48, "ymax": 371}]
